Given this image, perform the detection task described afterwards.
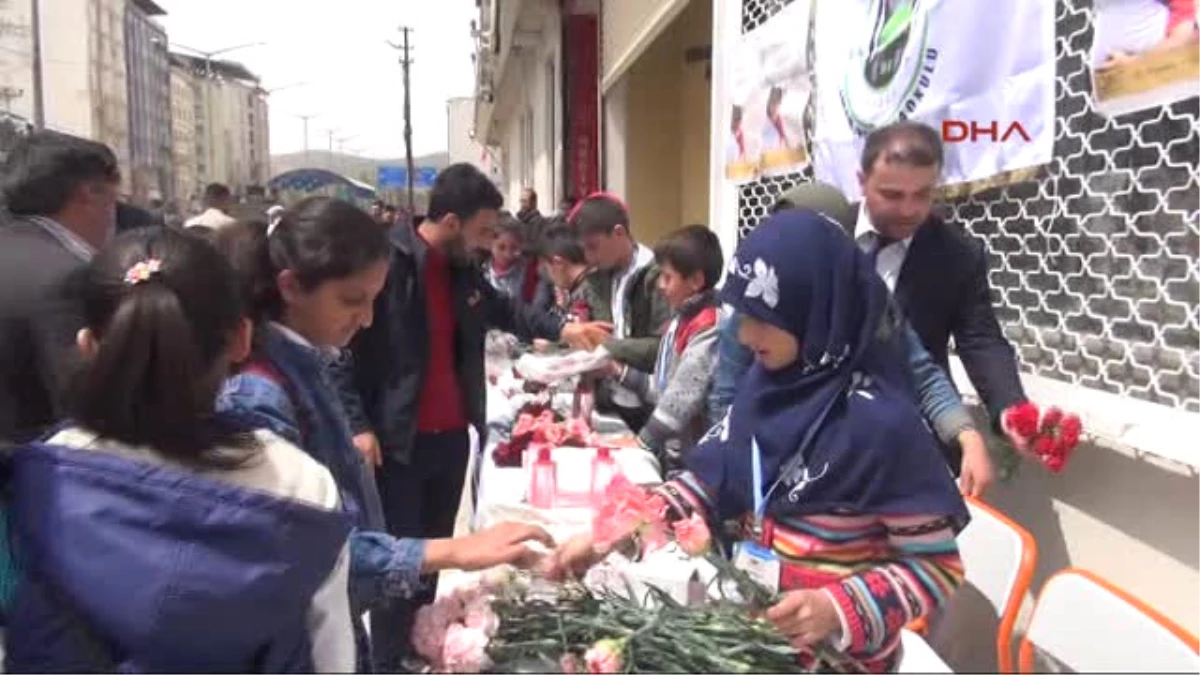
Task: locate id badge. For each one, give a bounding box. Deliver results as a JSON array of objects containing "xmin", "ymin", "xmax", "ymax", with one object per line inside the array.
[{"xmin": 733, "ymin": 541, "xmax": 781, "ymax": 595}]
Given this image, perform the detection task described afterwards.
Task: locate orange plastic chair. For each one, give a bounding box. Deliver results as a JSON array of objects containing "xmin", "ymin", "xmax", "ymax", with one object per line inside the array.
[
  {"xmin": 907, "ymin": 496, "xmax": 1037, "ymax": 672},
  {"xmin": 1018, "ymin": 568, "xmax": 1199, "ymax": 673}
]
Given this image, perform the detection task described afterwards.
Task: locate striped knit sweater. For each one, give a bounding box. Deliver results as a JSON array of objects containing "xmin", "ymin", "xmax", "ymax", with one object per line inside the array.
[{"xmin": 656, "ymin": 471, "xmax": 965, "ymax": 673}]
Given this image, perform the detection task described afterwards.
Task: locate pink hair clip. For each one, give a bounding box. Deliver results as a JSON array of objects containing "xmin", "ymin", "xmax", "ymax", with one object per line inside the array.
[{"xmin": 123, "ymin": 259, "xmax": 163, "ymax": 285}]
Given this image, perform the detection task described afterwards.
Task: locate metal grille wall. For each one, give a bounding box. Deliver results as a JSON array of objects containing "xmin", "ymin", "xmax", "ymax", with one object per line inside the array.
[{"xmin": 735, "ymin": 0, "xmax": 1200, "ymax": 412}]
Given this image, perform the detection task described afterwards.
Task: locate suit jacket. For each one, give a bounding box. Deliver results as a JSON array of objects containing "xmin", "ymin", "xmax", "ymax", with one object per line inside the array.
[
  {"xmin": 0, "ymin": 220, "xmax": 88, "ymax": 443},
  {"xmin": 849, "ymin": 209, "xmax": 1026, "ymax": 427}
]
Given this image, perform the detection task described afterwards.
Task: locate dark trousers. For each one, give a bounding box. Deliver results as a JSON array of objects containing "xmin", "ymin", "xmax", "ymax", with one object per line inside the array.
[{"xmin": 369, "ymin": 429, "xmax": 471, "ymax": 672}]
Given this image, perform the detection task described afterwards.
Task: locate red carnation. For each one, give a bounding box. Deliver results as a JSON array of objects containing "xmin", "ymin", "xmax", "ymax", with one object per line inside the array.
[
  {"xmin": 1033, "ymin": 435, "xmax": 1056, "ymax": 458},
  {"xmin": 1040, "ymin": 406, "xmax": 1064, "ymax": 435},
  {"xmin": 1059, "ymin": 414, "xmax": 1082, "ymax": 448},
  {"xmin": 1044, "ymin": 455, "xmax": 1066, "ymax": 473},
  {"xmin": 1005, "ymin": 402, "xmax": 1041, "ymax": 439}
]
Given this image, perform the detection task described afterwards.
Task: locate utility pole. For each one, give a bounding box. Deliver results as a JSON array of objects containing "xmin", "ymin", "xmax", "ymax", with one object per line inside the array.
[
  {"xmin": 296, "ymin": 113, "xmax": 317, "ymax": 164},
  {"xmin": 388, "ymin": 27, "xmax": 415, "ymax": 214},
  {"xmin": 30, "ymin": 0, "xmax": 44, "ymax": 128}
]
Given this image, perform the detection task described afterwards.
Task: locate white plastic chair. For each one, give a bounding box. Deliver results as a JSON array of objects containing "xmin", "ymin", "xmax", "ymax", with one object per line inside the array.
[
  {"xmin": 897, "ymin": 629, "xmax": 953, "ymax": 673},
  {"xmin": 1018, "ymin": 568, "xmax": 1200, "ymax": 673},
  {"xmin": 940, "ymin": 496, "xmax": 1038, "ymax": 672}
]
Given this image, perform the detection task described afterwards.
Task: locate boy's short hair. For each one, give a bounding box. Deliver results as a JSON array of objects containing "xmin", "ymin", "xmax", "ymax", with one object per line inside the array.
[
  {"xmin": 538, "ymin": 225, "xmax": 586, "ymax": 265},
  {"xmin": 569, "ymin": 193, "xmax": 630, "ymax": 237},
  {"xmin": 653, "ymin": 224, "xmax": 723, "ymax": 291},
  {"xmin": 496, "ymin": 212, "xmax": 524, "ymax": 241}
]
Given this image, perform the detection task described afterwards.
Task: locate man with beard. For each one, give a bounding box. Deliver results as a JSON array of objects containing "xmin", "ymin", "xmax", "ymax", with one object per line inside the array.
[
  {"xmin": 850, "ymin": 120, "xmax": 1030, "ymax": 474},
  {"xmin": 333, "ymin": 163, "xmax": 611, "ymax": 671}
]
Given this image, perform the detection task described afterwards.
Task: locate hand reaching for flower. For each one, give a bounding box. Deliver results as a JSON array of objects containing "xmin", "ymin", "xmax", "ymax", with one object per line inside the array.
[
  {"xmin": 542, "ymin": 533, "xmax": 610, "ymax": 581},
  {"xmin": 765, "ymin": 589, "xmax": 842, "ymax": 650},
  {"xmin": 424, "ymin": 522, "xmax": 556, "ymax": 573}
]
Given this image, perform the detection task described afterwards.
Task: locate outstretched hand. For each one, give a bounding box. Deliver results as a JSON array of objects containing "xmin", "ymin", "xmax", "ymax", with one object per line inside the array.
[
  {"xmin": 540, "ymin": 533, "xmax": 610, "ymax": 581},
  {"xmin": 561, "ymin": 321, "xmax": 613, "ymax": 351},
  {"xmin": 426, "ymin": 522, "xmax": 556, "ymax": 573}
]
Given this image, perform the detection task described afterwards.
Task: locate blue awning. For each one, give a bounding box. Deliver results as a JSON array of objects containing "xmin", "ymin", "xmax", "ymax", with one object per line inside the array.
[{"xmin": 268, "ymin": 168, "xmax": 377, "ymax": 200}]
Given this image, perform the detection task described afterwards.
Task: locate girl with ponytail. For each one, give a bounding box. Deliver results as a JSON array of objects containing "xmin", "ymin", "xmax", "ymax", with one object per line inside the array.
[
  {"xmin": 214, "ymin": 197, "xmax": 553, "ymax": 672},
  {"xmin": 3, "ymin": 227, "xmax": 354, "ymax": 672}
]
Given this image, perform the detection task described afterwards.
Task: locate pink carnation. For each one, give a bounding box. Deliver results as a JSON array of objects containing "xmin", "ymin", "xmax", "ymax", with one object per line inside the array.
[
  {"xmin": 412, "ymin": 601, "xmax": 456, "ymax": 663},
  {"xmin": 591, "ymin": 474, "xmax": 668, "ymax": 551},
  {"xmin": 462, "ymin": 599, "xmax": 500, "ymax": 638},
  {"xmin": 560, "ymin": 653, "xmax": 581, "ymax": 673},
  {"xmin": 442, "ymin": 623, "xmax": 492, "ymax": 674},
  {"xmin": 583, "ymin": 639, "xmax": 624, "ymax": 674},
  {"xmin": 672, "ymin": 513, "xmax": 712, "ymax": 557}
]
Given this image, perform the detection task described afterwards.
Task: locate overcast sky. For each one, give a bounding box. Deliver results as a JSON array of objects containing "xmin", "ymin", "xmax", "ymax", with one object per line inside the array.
[{"xmin": 156, "ymin": 0, "xmax": 477, "ymax": 159}]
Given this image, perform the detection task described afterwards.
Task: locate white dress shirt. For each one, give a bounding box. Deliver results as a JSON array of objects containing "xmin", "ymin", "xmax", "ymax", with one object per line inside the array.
[
  {"xmin": 185, "ymin": 208, "xmax": 237, "ymax": 230},
  {"xmin": 853, "ymin": 205, "xmax": 913, "ymax": 293}
]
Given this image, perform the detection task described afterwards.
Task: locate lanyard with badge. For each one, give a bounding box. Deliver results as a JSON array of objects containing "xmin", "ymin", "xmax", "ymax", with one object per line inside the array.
[{"xmin": 732, "ymin": 390, "xmax": 841, "ymax": 594}]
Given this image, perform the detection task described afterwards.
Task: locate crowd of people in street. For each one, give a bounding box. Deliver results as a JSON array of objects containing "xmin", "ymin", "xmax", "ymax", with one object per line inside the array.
[{"xmin": 0, "ymin": 119, "xmax": 1040, "ymax": 672}]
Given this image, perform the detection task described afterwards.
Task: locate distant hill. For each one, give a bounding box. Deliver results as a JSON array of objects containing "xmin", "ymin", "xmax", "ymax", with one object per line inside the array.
[{"xmin": 269, "ymin": 151, "xmax": 450, "ymax": 186}]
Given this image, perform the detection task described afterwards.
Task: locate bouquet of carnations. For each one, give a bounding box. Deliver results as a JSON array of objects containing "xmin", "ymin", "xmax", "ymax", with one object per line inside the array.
[
  {"xmin": 412, "ymin": 477, "xmax": 830, "ymax": 674},
  {"xmin": 1002, "ymin": 402, "xmax": 1083, "ymax": 473},
  {"xmin": 492, "ymin": 406, "xmax": 607, "ymax": 468}
]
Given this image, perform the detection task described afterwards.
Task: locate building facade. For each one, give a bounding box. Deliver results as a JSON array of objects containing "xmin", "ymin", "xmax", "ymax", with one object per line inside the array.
[
  {"xmin": 169, "ymin": 57, "xmax": 197, "ymax": 208},
  {"xmin": 447, "ymin": 95, "xmax": 498, "ymax": 181},
  {"xmin": 41, "ymin": 0, "xmax": 131, "ymax": 193},
  {"xmin": 0, "ymin": 0, "xmax": 35, "ymax": 127},
  {"xmin": 172, "ymin": 52, "xmax": 268, "ymax": 196},
  {"xmin": 124, "ymin": 0, "xmax": 171, "ymax": 203},
  {"xmin": 472, "ymin": 0, "xmax": 570, "ymax": 211}
]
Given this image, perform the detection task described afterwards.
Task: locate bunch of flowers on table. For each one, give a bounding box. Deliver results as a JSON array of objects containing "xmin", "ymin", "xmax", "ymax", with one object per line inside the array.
[
  {"xmin": 492, "ymin": 405, "xmax": 607, "ymax": 468},
  {"xmin": 411, "ymin": 476, "xmax": 826, "ymax": 674}
]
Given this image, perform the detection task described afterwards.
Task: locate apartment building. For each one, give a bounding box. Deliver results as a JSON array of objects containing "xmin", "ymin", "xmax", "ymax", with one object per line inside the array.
[
  {"xmin": 41, "ymin": 0, "xmax": 131, "ymax": 192},
  {"xmin": 173, "ymin": 52, "xmax": 269, "ymax": 195},
  {"xmin": 169, "ymin": 56, "xmax": 197, "ymax": 208},
  {"xmin": 125, "ymin": 0, "xmax": 171, "ymax": 202},
  {"xmin": 0, "ymin": 0, "xmax": 35, "ymax": 127}
]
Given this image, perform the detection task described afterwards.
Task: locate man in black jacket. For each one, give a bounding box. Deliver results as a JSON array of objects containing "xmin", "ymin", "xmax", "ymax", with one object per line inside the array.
[
  {"xmin": 335, "ymin": 163, "xmax": 609, "ymax": 670},
  {"xmin": 851, "ymin": 120, "xmax": 1030, "ymax": 468},
  {"xmin": 0, "ymin": 131, "xmax": 120, "ymax": 444}
]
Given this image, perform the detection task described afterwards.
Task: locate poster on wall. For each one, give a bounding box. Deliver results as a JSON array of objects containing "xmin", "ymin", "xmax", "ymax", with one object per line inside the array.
[
  {"xmin": 1091, "ymin": 0, "xmax": 1199, "ymax": 117},
  {"xmin": 810, "ymin": 0, "xmax": 1056, "ymax": 201},
  {"xmin": 723, "ymin": 0, "xmax": 812, "ymax": 183}
]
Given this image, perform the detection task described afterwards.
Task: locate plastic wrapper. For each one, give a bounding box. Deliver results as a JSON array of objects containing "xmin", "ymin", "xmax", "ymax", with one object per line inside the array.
[{"xmin": 513, "ymin": 347, "xmax": 612, "ymax": 384}]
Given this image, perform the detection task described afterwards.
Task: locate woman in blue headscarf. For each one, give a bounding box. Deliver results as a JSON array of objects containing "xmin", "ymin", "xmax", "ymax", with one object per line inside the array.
[{"xmin": 551, "ymin": 209, "xmax": 969, "ymax": 673}]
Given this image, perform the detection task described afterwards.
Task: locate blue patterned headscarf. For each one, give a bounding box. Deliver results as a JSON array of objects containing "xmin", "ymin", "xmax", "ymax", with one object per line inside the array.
[{"xmin": 685, "ymin": 209, "xmax": 967, "ymax": 526}]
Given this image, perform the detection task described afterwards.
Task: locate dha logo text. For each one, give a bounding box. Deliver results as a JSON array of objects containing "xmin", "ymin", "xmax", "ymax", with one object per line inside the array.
[{"xmin": 941, "ymin": 120, "xmax": 1032, "ymax": 143}]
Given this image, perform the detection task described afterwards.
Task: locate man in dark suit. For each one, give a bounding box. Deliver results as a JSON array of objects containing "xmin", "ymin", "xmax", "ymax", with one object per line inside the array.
[
  {"xmin": 0, "ymin": 131, "xmax": 120, "ymax": 444},
  {"xmin": 851, "ymin": 120, "xmax": 1030, "ymax": 470}
]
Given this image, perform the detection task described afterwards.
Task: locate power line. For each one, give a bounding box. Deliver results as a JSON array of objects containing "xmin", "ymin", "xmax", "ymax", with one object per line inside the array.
[{"xmin": 387, "ymin": 26, "xmax": 415, "ymax": 214}]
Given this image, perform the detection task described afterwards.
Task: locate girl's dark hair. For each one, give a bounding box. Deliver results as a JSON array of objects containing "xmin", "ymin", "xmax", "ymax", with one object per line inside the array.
[
  {"xmin": 214, "ymin": 197, "xmax": 389, "ymax": 322},
  {"xmin": 70, "ymin": 227, "xmax": 255, "ymax": 467}
]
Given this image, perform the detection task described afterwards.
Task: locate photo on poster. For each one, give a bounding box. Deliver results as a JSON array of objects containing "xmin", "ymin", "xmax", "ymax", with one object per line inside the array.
[
  {"xmin": 1091, "ymin": 0, "xmax": 1199, "ymax": 117},
  {"xmin": 723, "ymin": 0, "xmax": 812, "ymax": 183},
  {"xmin": 810, "ymin": 0, "xmax": 1056, "ymax": 200}
]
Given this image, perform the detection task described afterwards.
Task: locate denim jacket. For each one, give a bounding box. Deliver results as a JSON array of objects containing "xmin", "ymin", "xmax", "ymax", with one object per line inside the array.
[
  {"xmin": 708, "ymin": 310, "xmax": 974, "ymax": 444},
  {"xmin": 217, "ymin": 324, "xmax": 425, "ymax": 613}
]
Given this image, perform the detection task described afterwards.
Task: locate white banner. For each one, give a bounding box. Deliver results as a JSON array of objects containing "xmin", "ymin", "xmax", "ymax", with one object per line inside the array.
[
  {"xmin": 722, "ymin": 0, "xmax": 813, "ymax": 183},
  {"xmin": 1090, "ymin": 0, "xmax": 1199, "ymax": 117},
  {"xmin": 811, "ymin": 0, "xmax": 1056, "ymax": 200}
]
